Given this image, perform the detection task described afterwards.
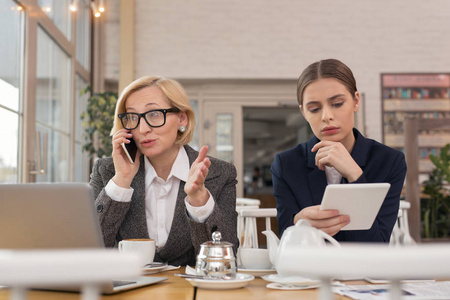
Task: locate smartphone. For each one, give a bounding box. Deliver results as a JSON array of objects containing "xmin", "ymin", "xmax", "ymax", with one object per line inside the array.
[{"xmin": 121, "ymin": 138, "xmax": 137, "ymax": 164}]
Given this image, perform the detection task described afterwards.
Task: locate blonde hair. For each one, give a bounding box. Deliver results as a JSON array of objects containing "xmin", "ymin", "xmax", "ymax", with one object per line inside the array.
[{"xmin": 110, "ymin": 76, "xmax": 195, "ymax": 145}]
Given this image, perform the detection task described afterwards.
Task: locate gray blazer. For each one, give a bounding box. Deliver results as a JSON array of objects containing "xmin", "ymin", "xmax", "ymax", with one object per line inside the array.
[{"xmin": 90, "ymin": 145, "xmax": 239, "ymax": 266}]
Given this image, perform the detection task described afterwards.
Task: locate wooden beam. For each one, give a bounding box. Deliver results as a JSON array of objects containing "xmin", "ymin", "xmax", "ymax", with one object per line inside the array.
[{"xmin": 404, "ymin": 117, "xmax": 421, "ymax": 242}]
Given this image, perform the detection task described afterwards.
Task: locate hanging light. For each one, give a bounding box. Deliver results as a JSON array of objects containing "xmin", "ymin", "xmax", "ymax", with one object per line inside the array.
[
  {"xmin": 69, "ymin": 0, "xmax": 78, "ymax": 12},
  {"xmin": 99, "ymin": 0, "xmax": 105, "ymax": 12},
  {"xmin": 90, "ymin": 1, "xmax": 101, "ymax": 17}
]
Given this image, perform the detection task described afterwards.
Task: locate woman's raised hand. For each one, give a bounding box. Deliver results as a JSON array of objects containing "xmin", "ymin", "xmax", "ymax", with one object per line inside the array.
[
  {"xmin": 185, "ymin": 145, "xmax": 211, "ymax": 206},
  {"xmin": 311, "ymin": 140, "xmax": 362, "ymax": 182},
  {"xmin": 111, "ymin": 129, "xmax": 141, "ymax": 188}
]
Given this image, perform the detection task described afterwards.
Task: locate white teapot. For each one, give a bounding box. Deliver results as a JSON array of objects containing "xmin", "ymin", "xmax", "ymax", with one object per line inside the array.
[{"xmin": 262, "ymin": 219, "xmax": 340, "ymax": 277}]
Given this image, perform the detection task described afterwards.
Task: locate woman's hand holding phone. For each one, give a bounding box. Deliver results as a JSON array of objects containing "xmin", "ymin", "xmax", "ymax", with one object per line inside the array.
[{"xmin": 111, "ymin": 129, "xmax": 141, "ymax": 188}]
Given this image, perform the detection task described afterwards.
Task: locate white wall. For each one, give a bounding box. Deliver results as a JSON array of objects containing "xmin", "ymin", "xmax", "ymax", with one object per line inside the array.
[{"xmin": 104, "ymin": 0, "xmax": 450, "ymax": 141}]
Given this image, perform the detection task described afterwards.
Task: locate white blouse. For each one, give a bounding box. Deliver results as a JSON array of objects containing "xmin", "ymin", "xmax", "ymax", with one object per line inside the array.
[{"xmin": 105, "ymin": 146, "xmax": 215, "ymax": 248}]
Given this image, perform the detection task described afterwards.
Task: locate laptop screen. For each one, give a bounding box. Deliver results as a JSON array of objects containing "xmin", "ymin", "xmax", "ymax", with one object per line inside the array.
[{"xmin": 0, "ymin": 183, "xmax": 105, "ymax": 249}]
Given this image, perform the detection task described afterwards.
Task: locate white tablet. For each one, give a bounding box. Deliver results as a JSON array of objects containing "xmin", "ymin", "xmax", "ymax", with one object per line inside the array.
[{"xmin": 319, "ymin": 183, "xmax": 391, "ymax": 230}]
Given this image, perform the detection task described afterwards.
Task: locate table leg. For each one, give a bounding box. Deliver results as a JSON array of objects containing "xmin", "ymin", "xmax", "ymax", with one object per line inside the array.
[
  {"xmin": 318, "ymin": 278, "xmax": 334, "ymax": 300},
  {"xmin": 10, "ymin": 287, "xmax": 27, "ymax": 300},
  {"xmin": 389, "ymin": 279, "xmax": 402, "ymax": 300},
  {"xmin": 81, "ymin": 283, "xmax": 100, "ymax": 300}
]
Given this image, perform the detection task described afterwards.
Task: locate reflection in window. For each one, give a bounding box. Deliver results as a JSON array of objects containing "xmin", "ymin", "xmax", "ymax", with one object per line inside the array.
[
  {"xmin": 36, "ymin": 26, "xmax": 71, "ymax": 182},
  {"xmin": 0, "ymin": 0, "xmax": 23, "ymax": 183},
  {"xmin": 38, "ymin": 0, "xmax": 72, "ymax": 40},
  {"xmin": 0, "ymin": 108, "xmax": 19, "ymax": 183},
  {"xmin": 216, "ymin": 114, "xmax": 233, "ymax": 163}
]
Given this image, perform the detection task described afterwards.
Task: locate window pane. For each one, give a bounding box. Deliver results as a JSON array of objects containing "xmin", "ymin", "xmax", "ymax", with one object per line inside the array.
[
  {"xmin": 74, "ymin": 142, "xmax": 88, "ymax": 182},
  {"xmin": 216, "ymin": 114, "xmax": 233, "ymax": 163},
  {"xmin": 36, "ymin": 26, "xmax": 71, "ymax": 182},
  {"xmin": 0, "ymin": 0, "xmax": 23, "ymax": 183},
  {"xmin": 35, "ymin": 124, "xmax": 70, "ymax": 182},
  {"xmin": 36, "ymin": 26, "xmax": 71, "ymax": 132},
  {"xmin": 38, "ymin": 0, "xmax": 71, "ymax": 40},
  {"xmin": 74, "ymin": 74, "xmax": 89, "ymax": 182},
  {"xmin": 0, "ymin": 108, "xmax": 19, "ymax": 183},
  {"xmin": 76, "ymin": 0, "xmax": 90, "ymax": 69},
  {"xmin": 0, "ymin": 1, "xmax": 23, "ymax": 111}
]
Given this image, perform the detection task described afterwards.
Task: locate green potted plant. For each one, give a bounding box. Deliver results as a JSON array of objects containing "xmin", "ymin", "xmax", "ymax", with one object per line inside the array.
[
  {"xmin": 80, "ymin": 87, "xmax": 118, "ymax": 159},
  {"xmin": 421, "ymin": 143, "xmax": 450, "ymax": 240}
]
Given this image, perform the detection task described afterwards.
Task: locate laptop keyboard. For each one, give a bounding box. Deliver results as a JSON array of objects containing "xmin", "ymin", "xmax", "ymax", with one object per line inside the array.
[{"xmin": 113, "ymin": 280, "xmax": 137, "ymax": 287}]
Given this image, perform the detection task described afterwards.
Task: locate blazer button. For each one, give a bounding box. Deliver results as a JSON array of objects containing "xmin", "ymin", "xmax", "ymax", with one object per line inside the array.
[{"xmin": 97, "ymin": 204, "xmax": 103, "ymax": 213}]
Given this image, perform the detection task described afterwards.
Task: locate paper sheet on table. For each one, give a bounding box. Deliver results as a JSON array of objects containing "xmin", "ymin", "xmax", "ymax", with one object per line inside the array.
[{"xmin": 332, "ymin": 281, "xmax": 450, "ymax": 300}]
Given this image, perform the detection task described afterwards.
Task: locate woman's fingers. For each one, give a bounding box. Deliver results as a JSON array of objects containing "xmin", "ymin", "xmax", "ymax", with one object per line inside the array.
[
  {"xmin": 296, "ymin": 205, "xmax": 350, "ymax": 236},
  {"xmin": 195, "ymin": 145, "xmax": 209, "ymax": 163}
]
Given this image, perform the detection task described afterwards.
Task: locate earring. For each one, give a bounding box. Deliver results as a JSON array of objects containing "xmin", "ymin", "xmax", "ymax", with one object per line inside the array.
[{"xmin": 178, "ymin": 125, "xmax": 186, "ymax": 133}]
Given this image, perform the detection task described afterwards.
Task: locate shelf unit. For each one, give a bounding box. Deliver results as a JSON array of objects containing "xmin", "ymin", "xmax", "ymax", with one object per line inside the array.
[{"xmin": 381, "ymin": 74, "xmax": 450, "ymax": 174}]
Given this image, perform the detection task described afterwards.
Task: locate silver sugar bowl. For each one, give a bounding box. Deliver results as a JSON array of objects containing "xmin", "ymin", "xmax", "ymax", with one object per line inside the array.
[{"xmin": 195, "ymin": 231, "xmax": 237, "ymax": 278}]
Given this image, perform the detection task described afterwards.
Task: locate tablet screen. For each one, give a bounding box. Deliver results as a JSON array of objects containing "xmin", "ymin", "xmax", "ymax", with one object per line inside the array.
[{"xmin": 319, "ymin": 183, "xmax": 391, "ymax": 230}]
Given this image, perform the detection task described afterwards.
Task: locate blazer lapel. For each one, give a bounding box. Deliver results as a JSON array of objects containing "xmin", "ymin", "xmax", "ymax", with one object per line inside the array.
[{"xmin": 127, "ymin": 155, "xmax": 150, "ymax": 237}]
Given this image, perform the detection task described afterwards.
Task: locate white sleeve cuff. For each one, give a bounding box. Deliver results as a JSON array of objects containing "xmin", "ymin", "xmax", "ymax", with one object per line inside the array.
[
  {"xmin": 185, "ymin": 190, "xmax": 215, "ymax": 223},
  {"xmin": 105, "ymin": 179, "xmax": 134, "ymax": 202}
]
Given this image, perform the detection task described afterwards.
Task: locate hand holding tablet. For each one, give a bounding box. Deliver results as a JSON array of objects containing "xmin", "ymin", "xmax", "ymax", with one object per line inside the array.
[{"xmin": 319, "ymin": 183, "xmax": 391, "ymax": 230}]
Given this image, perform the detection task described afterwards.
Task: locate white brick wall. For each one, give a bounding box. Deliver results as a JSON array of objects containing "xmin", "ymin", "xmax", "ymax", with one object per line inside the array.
[{"xmin": 103, "ymin": 0, "xmax": 450, "ymax": 141}]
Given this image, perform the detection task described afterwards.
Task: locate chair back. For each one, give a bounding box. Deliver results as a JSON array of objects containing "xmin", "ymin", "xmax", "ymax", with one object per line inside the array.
[
  {"xmin": 239, "ymin": 208, "xmax": 277, "ymax": 248},
  {"xmin": 390, "ymin": 200, "xmax": 416, "ymax": 246}
]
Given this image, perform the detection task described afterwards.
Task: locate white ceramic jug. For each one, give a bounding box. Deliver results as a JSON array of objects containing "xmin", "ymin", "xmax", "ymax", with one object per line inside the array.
[{"xmin": 263, "ymin": 219, "xmax": 340, "ymax": 277}]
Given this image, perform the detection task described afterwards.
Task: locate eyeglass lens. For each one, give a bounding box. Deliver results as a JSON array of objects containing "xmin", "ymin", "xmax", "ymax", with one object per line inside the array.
[{"xmin": 121, "ymin": 110, "xmax": 166, "ymax": 129}]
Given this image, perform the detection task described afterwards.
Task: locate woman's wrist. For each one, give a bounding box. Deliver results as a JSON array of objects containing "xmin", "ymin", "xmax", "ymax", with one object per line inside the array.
[{"xmin": 111, "ymin": 174, "xmax": 132, "ymax": 189}]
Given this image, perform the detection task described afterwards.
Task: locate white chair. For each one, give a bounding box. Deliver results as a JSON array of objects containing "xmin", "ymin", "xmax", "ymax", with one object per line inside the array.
[
  {"xmin": 236, "ymin": 198, "xmax": 261, "ymax": 207},
  {"xmin": 239, "ymin": 208, "xmax": 277, "ymax": 248},
  {"xmin": 236, "ymin": 198, "xmax": 261, "ymax": 245},
  {"xmin": 390, "ymin": 200, "xmax": 416, "ymax": 246}
]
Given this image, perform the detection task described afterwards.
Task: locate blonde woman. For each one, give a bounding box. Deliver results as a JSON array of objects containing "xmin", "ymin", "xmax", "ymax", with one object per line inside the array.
[{"xmin": 90, "ymin": 76, "xmax": 238, "ymax": 266}]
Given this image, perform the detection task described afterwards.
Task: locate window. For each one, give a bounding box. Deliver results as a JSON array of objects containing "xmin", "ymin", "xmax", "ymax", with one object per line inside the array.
[
  {"xmin": 0, "ymin": 0, "xmax": 24, "ymax": 183},
  {"xmin": 74, "ymin": 74, "xmax": 89, "ymax": 182},
  {"xmin": 38, "ymin": 0, "xmax": 72, "ymax": 40},
  {"xmin": 76, "ymin": 0, "xmax": 90, "ymax": 69},
  {"xmin": 35, "ymin": 26, "xmax": 71, "ymax": 182}
]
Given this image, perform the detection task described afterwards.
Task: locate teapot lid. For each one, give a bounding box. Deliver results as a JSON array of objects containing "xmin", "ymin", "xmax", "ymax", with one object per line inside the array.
[{"xmin": 201, "ymin": 231, "xmax": 233, "ymax": 248}]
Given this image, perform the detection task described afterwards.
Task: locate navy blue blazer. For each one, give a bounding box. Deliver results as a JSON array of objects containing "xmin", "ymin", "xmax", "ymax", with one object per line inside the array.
[{"xmin": 271, "ymin": 128, "xmax": 407, "ymax": 243}]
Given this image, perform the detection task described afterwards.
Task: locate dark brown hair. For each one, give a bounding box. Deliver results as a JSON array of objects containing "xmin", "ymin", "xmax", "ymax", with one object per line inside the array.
[{"xmin": 296, "ymin": 59, "xmax": 358, "ymax": 105}]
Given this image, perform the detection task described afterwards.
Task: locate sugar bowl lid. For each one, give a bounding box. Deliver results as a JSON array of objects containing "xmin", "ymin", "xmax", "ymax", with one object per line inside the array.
[
  {"xmin": 197, "ymin": 231, "xmax": 235, "ymax": 260},
  {"xmin": 201, "ymin": 231, "xmax": 233, "ymax": 248}
]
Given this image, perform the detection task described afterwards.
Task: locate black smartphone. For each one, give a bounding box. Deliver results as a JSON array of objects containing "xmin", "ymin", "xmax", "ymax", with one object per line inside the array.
[{"xmin": 121, "ymin": 138, "xmax": 137, "ymax": 163}]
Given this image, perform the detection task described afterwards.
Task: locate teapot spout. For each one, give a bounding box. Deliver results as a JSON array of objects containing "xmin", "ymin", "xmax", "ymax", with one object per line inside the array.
[{"xmin": 262, "ymin": 230, "xmax": 280, "ymax": 266}]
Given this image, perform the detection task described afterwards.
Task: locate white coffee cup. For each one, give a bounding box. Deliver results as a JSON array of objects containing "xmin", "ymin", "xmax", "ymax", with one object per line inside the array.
[
  {"xmin": 118, "ymin": 239, "xmax": 156, "ymax": 266},
  {"xmin": 239, "ymin": 248, "xmax": 272, "ymax": 270}
]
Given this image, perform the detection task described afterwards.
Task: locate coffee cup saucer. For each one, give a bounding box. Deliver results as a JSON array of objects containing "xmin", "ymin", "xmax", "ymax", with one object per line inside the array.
[
  {"xmin": 237, "ymin": 267, "xmax": 277, "ymax": 277},
  {"xmin": 142, "ymin": 262, "xmax": 169, "ymax": 274},
  {"xmin": 185, "ymin": 273, "xmax": 254, "ymax": 290},
  {"xmin": 261, "ymin": 274, "xmax": 319, "ymax": 286}
]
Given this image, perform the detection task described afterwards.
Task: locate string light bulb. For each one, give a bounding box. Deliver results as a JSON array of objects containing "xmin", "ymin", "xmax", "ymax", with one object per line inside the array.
[
  {"xmin": 99, "ymin": 0, "xmax": 105, "ymax": 12},
  {"xmin": 17, "ymin": 6, "xmax": 23, "ymax": 11},
  {"xmin": 69, "ymin": 0, "xmax": 78, "ymax": 12},
  {"xmin": 90, "ymin": 1, "xmax": 101, "ymax": 17}
]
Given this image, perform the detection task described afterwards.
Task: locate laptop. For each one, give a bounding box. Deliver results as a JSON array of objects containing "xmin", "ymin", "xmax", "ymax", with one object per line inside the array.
[{"xmin": 0, "ymin": 182, "xmax": 167, "ymax": 294}]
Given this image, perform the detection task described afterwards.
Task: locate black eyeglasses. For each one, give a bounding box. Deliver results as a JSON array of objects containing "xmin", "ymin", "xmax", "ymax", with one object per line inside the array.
[{"xmin": 118, "ymin": 108, "xmax": 180, "ymax": 130}]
